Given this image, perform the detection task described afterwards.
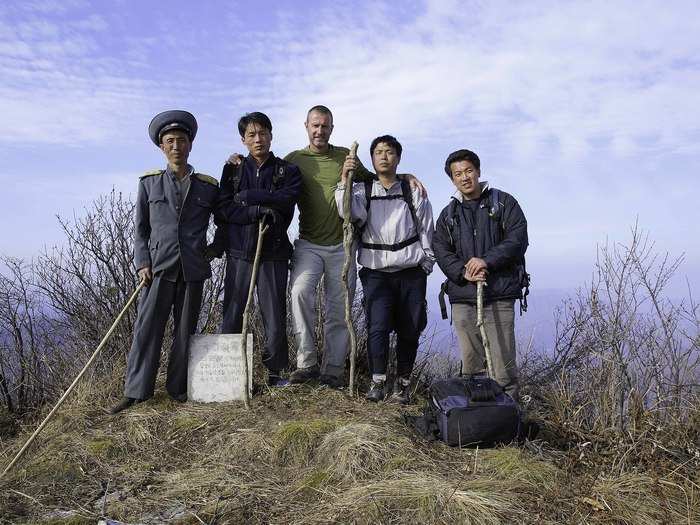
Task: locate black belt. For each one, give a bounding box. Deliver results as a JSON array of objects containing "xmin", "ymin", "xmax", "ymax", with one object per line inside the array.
[{"xmin": 360, "ymin": 235, "xmax": 419, "ymax": 252}]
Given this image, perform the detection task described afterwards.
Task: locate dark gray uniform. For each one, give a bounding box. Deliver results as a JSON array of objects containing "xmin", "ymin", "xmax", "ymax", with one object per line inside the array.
[{"xmin": 125, "ymin": 164, "xmax": 219, "ymax": 400}]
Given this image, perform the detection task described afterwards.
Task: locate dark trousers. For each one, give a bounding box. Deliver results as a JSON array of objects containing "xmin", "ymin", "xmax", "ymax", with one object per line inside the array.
[
  {"xmin": 124, "ymin": 273, "xmax": 203, "ymax": 400},
  {"xmin": 221, "ymin": 256, "xmax": 289, "ymax": 372},
  {"xmin": 359, "ymin": 267, "xmax": 427, "ymax": 378}
]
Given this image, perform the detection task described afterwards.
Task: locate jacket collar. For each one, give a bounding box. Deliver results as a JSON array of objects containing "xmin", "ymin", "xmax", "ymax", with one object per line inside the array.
[
  {"xmin": 165, "ymin": 164, "xmax": 194, "ymax": 179},
  {"xmin": 244, "ymin": 152, "xmax": 276, "ymax": 169},
  {"xmin": 451, "ymin": 181, "xmax": 489, "ymax": 203}
]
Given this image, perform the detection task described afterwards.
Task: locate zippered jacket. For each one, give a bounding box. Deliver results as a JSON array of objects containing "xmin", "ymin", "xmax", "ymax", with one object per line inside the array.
[
  {"xmin": 215, "ymin": 153, "xmax": 302, "ymax": 261},
  {"xmin": 432, "ymin": 183, "xmax": 528, "ymax": 304}
]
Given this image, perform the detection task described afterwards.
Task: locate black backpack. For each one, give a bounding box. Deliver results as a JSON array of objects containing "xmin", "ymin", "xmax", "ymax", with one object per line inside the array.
[
  {"xmin": 438, "ymin": 187, "xmax": 530, "ymax": 318},
  {"xmin": 408, "ymin": 375, "xmax": 522, "ymax": 447}
]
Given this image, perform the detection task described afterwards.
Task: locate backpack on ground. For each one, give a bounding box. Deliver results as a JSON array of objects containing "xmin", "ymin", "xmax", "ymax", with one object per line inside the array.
[{"xmin": 408, "ymin": 375, "xmax": 522, "ymax": 447}]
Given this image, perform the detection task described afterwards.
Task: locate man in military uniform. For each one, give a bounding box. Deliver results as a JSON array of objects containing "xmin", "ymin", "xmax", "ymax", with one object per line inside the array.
[{"xmin": 110, "ymin": 110, "xmax": 220, "ymax": 414}]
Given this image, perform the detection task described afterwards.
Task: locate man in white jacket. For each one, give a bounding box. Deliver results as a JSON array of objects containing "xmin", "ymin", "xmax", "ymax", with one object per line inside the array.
[{"xmin": 335, "ymin": 135, "xmax": 435, "ymax": 403}]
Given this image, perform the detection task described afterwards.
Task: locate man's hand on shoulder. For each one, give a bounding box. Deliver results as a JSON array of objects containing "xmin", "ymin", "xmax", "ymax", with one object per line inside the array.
[
  {"xmin": 138, "ymin": 266, "xmax": 153, "ymax": 286},
  {"xmin": 226, "ymin": 153, "xmax": 243, "ymax": 166},
  {"xmin": 402, "ymin": 174, "xmax": 427, "ymax": 197}
]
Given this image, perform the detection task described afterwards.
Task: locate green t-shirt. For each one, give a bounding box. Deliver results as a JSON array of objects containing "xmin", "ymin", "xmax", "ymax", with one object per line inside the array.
[{"xmin": 285, "ymin": 144, "xmax": 371, "ymax": 246}]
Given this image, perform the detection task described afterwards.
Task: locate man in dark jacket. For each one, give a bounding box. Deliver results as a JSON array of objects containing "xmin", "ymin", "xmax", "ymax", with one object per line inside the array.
[
  {"xmin": 432, "ymin": 149, "xmax": 528, "ymax": 399},
  {"xmin": 111, "ymin": 110, "xmax": 221, "ymax": 414},
  {"xmin": 215, "ymin": 112, "xmax": 302, "ymax": 386}
]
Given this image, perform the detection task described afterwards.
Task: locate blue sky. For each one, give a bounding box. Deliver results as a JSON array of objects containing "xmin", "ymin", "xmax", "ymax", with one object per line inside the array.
[{"xmin": 1, "ymin": 0, "xmax": 699, "ymax": 344}]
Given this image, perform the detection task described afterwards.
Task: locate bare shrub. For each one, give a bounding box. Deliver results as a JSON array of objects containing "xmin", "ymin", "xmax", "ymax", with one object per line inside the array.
[
  {"xmin": 0, "ymin": 190, "xmax": 225, "ymax": 416},
  {"xmin": 522, "ymin": 223, "xmax": 700, "ymax": 473}
]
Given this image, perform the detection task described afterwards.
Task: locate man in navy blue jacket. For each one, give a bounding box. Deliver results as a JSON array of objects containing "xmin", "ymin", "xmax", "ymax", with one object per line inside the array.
[
  {"xmin": 432, "ymin": 149, "xmax": 528, "ymax": 399},
  {"xmin": 215, "ymin": 112, "xmax": 302, "ymax": 386}
]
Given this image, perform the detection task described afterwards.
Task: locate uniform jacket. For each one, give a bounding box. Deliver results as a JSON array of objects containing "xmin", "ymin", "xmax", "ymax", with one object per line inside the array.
[
  {"xmin": 215, "ymin": 153, "xmax": 302, "ymax": 261},
  {"xmin": 432, "ymin": 183, "xmax": 528, "ymax": 304},
  {"xmin": 134, "ymin": 165, "xmax": 219, "ymax": 282}
]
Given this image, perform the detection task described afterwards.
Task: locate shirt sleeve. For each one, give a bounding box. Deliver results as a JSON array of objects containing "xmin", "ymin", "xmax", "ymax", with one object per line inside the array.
[
  {"xmin": 334, "ymin": 181, "xmax": 368, "ymax": 224},
  {"xmin": 482, "ymin": 194, "xmax": 528, "ymax": 270},
  {"xmin": 133, "ymin": 179, "xmax": 152, "ymax": 270},
  {"xmin": 414, "ymin": 189, "xmax": 436, "ymax": 273}
]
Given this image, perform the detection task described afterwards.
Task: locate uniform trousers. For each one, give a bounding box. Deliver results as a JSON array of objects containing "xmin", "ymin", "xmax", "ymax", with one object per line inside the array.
[
  {"xmin": 289, "ymin": 239, "xmax": 356, "ymax": 377},
  {"xmin": 124, "ymin": 271, "xmax": 203, "ymax": 400},
  {"xmin": 451, "ymin": 299, "xmax": 519, "ymax": 399},
  {"xmin": 359, "ymin": 266, "xmax": 427, "ymax": 378},
  {"xmin": 221, "ymin": 257, "xmax": 289, "ymax": 373}
]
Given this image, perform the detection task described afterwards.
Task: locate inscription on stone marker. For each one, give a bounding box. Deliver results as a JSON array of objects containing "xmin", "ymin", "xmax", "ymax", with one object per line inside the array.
[{"xmin": 187, "ymin": 334, "xmax": 253, "ymax": 402}]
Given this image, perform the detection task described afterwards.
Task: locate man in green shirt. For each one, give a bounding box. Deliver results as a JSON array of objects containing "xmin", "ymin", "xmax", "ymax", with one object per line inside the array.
[{"xmin": 287, "ymin": 105, "xmax": 424, "ymax": 387}]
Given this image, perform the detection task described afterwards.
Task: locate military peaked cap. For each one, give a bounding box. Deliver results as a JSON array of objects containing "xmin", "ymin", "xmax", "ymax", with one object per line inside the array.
[{"xmin": 148, "ymin": 110, "xmax": 198, "ymax": 146}]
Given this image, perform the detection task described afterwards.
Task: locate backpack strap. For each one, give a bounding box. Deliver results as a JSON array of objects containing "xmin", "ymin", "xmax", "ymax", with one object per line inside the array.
[
  {"xmin": 272, "ymin": 158, "xmax": 286, "ymax": 189},
  {"xmin": 438, "ymin": 200, "xmax": 460, "ymax": 321},
  {"xmin": 445, "ymin": 199, "xmax": 460, "ymax": 248},
  {"xmin": 359, "ymin": 178, "xmax": 420, "ymax": 252},
  {"xmin": 400, "ymin": 178, "xmax": 420, "ymax": 232},
  {"xmin": 364, "ymin": 179, "xmax": 373, "ymax": 215},
  {"xmin": 488, "ymin": 187, "xmax": 503, "ymax": 221},
  {"xmin": 231, "ymin": 160, "xmax": 243, "ymax": 196},
  {"xmin": 439, "ymin": 280, "xmax": 450, "ymax": 320}
]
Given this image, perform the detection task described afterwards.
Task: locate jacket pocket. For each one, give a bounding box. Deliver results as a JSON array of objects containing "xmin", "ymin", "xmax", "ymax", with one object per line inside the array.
[
  {"xmin": 148, "ymin": 191, "xmax": 165, "ymax": 203},
  {"xmin": 194, "ymin": 195, "xmax": 214, "ymax": 209}
]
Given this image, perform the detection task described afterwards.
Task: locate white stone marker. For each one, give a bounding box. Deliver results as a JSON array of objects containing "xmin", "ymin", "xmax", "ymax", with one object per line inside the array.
[{"xmin": 187, "ymin": 334, "xmax": 253, "ymax": 402}]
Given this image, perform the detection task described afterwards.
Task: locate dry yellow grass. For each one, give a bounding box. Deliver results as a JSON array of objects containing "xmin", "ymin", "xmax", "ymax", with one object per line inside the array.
[
  {"xmin": 315, "ymin": 422, "xmax": 416, "ymax": 482},
  {"xmin": 325, "ymin": 472, "xmax": 521, "ymax": 524},
  {"xmin": 0, "ymin": 377, "xmax": 697, "ymax": 524}
]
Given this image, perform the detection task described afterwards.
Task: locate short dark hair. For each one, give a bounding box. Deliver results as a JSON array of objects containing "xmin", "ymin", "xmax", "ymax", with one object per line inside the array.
[
  {"xmin": 370, "ymin": 135, "xmax": 402, "ymax": 158},
  {"xmin": 306, "ymin": 105, "xmax": 333, "ymax": 122},
  {"xmin": 238, "ymin": 112, "xmax": 272, "ymax": 137},
  {"xmin": 444, "ymin": 149, "xmax": 480, "ymax": 177}
]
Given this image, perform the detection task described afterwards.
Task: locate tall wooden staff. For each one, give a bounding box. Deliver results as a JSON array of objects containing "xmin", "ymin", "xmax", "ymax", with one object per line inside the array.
[
  {"xmin": 342, "ymin": 142, "xmax": 359, "ymax": 394},
  {"xmin": 476, "ymin": 281, "xmax": 496, "ymax": 378},
  {"xmin": 1, "ymin": 280, "xmax": 146, "ymax": 480},
  {"xmin": 240, "ymin": 220, "xmax": 269, "ymax": 409}
]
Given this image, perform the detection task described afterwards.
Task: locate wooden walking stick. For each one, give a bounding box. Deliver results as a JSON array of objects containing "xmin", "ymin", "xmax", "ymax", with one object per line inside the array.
[
  {"xmin": 342, "ymin": 142, "xmax": 359, "ymax": 394},
  {"xmin": 240, "ymin": 219, "xmax": 269, "ymax": 409},
  {"xmin": 476, "ymin": 281, "xmax": 496, "ymax": 379},
  {"xmin": 0, "ymin": 279, "xmax": 146, "ymax": 480}
]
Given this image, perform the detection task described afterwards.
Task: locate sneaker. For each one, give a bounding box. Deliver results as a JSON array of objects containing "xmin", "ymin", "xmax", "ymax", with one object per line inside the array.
[
  {"xmin": 389, "ymin": 378, "xmax": 411, "ymax": 405},
  {"xmin": 109, "ymin": 397, "xmax": 144, "ymax": 415},
  {"xmin": 365, "ymin": 380, "xmax": 386, "ymax": 403},
  {"xmin": 268, "ymin": 373, "xmax": 290, "ymax": 388},
  {"xmin": 319, "ymin": 374, "xmax": 344, "ymax": 389},
  {"xmin": 289, "ymin": 365, "xmax": 320, "ymax": 384}
]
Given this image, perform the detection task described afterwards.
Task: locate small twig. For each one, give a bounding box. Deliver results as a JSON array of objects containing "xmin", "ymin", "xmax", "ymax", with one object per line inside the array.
[
  {"xmin": 101, "ymin": 479, "xmax": 110, "ymax": 517},
  {"xmin": 9, "ymin": 488, "xmax": 40, "ymax": 504}
]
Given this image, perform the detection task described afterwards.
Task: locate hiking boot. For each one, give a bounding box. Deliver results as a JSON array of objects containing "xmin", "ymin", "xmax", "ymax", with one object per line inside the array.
[
  {"xmin": 365, "ymin": 380, "xmax": 386, "ymax": 403},
  {"xmin": 389, "ymin": 377, "xmax": 411, "ymax": 405},
  {"xmin": 289, "ymin": 365, "xmax": 320, "ymax": 384},
  {"xmin": 268, "ymin": 372, "xmax": 290, "ymax": 388},
  {"xmin": 109, "ymin": 397, "xmax": 143, "ymax": 415},
  {"xmin": 319, "ymin": 374, "xmax": 344, "ymax": 389}
]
